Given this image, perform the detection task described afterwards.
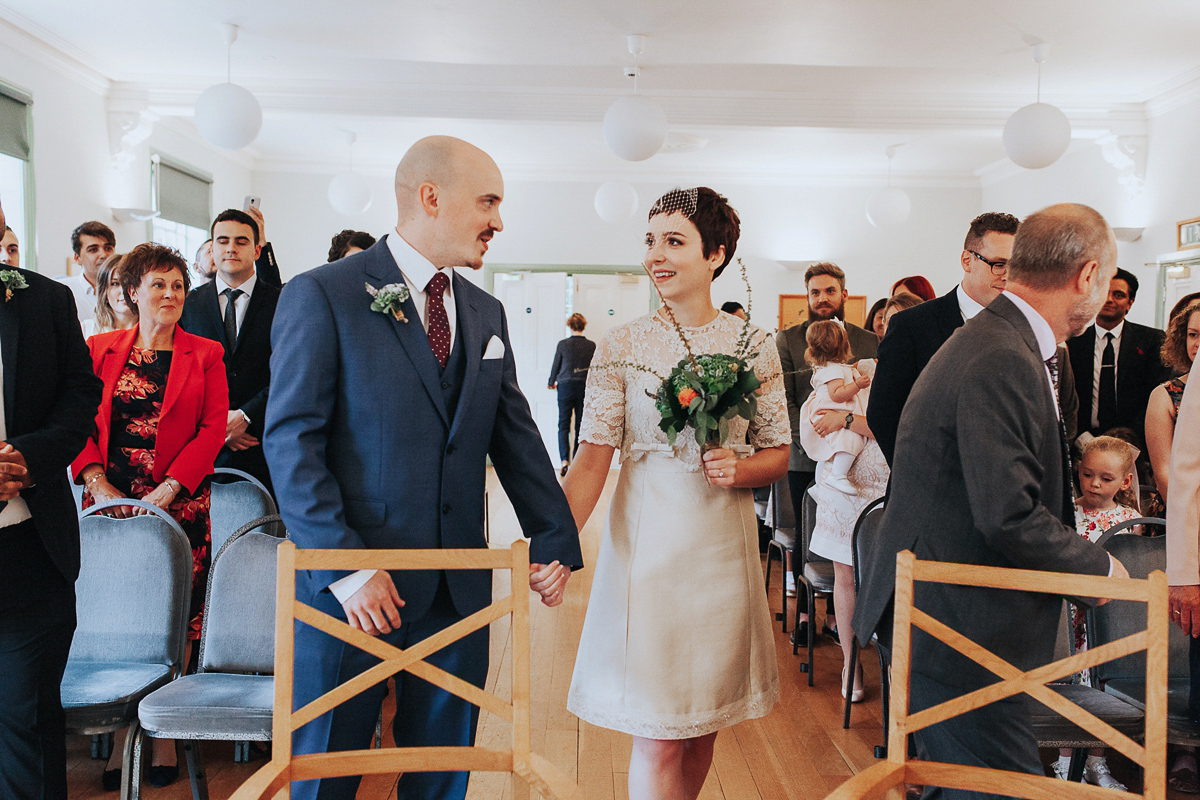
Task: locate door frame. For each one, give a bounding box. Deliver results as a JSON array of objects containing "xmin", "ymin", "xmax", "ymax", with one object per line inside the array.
[{"xmin": 484, "ymin": 263, "xmax": 651, "ymax": 296}]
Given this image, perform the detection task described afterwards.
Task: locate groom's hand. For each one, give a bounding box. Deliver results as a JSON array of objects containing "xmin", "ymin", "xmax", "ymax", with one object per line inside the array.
[
  {"xmin": 529, "ymin": 561, "xmax": 571, "ymax": 607},
  {"xmin": 343, "ymin": 571, "xmax": 405, "ymax": 635}
]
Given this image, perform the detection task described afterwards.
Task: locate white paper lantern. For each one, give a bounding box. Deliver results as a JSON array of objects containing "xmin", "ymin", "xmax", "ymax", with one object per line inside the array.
[
  {"xmin": 593, "ymin": 182, "xmax": 639, "ymax": 223},
  {"xmin": 194, "ymin": 82, "xmax": 263, "ymax": 151},
  {"xmin": 866, "ymin": 187, "xmax": 911, "ymax": 230},
  {"xmin": 327, "ymin": 172, "xmax": 373, "ymax": 216},
  {"xmin": 1003, "ymin": 102, "xmax": 1072, "ymax": 169},
  {"xmin": 603, "ymin": 95, "xmax": 668, "ymax": 161}
]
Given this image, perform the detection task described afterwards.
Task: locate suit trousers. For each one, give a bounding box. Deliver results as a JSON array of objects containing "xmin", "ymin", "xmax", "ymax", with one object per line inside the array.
[
  {"xmin": 556, "ymin": 380, "xmax": 586, "ymax": 463},
  {"xmin": 910, "ymin": 673, "xmax": 1042, "ymax": 800},
  {"xmin": 291, "ymin": 573, "xmax": 489, "ymax": 800},
  {"xmin": 0, "ymin": 518, "xmax": 77, "ymax": 800},
  {"xmin": 1190, "ymin": 634, "xmax": 1200, "ymax": 723}
]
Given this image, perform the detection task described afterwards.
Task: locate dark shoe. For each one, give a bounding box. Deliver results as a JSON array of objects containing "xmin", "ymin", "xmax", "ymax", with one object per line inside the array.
[
  {"xmin": 822, "ymin": 620, "xmax": 840, "ymax": 644},
  {"xmin": 560, "ymin": 461, "xmax": 569, "ymax": 477},
  {"xmin": 101, "ymin": 768, "xmax": 121, "ymax": 791},
  {"xmin": 147, "ymin": 764, "xmax": 179, "ymax": 788},
  {"xmin": 790, "ymin": 620, "xmax": 810, "ymax": 646}
]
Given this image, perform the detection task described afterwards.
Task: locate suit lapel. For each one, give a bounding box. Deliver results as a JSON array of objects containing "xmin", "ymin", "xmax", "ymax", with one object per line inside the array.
[
  {"xmin": 936, "ymin": 291, "xmax": 965, "ymax": 339},
  {"xmin": 448, "ymin": 277, "xmax": 482, "ymax": 440},
  {"xmin": 363, "ymin": 240, "xmax": 449, "ymax": 428},
  {"xmin": 0, "ymin": 291, "xmax": 19, "ymax": 428},
  {"xmin": 160, "ymin": 329, "xmax": 195, "ymax": 421}
]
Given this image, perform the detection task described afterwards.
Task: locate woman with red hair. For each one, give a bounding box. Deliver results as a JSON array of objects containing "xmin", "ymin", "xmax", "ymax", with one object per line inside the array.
[{"xmin": 890, "ymin": 275, "xmax": 936, "ymax": 302}]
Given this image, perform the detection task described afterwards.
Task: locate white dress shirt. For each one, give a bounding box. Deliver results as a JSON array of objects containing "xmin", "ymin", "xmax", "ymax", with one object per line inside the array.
[
  {"xmin": 55, "ymin": 273, "xmax": 97, "ymax": 324},
  {"xmin": 0, "ymin": 337, "xmax": 32, "ymax": 528},
  {"xmin": 214, "ymin": 271, "xmax": 258, "ymax": 335},
  {"xmin": 329, "ymin": 232, "xmax": 457, "ymax": 604},
  {"xmin": 956, "ymin": 284, "xmax": 986, "ymax": 321},
  {"xmin": 1090, "ymin": 320, "xmax": 1124, "ymax": 430}
]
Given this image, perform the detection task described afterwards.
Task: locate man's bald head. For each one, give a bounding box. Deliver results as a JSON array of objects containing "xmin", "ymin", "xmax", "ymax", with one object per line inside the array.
[
  {"xmin": 1007, "ymin": 203, "xmax": 1116, "ymax": 292},
  {"xmin": 395, "ymin": 136, "xmax": 497, "ymax": 218},
  {"xmin": 0, "ymin": 199, "xmax": 6, "ymax": 234}
]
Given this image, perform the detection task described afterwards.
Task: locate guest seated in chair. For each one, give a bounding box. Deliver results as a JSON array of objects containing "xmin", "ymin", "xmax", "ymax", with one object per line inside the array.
[{"xmin": 72, "ymin": 243, "xmax": 228, "ymax": 790}]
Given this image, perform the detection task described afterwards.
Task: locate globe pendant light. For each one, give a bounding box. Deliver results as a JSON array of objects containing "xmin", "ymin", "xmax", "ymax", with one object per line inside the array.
[
  {"xmin": 328, "ymin": 131, "xmax": 373, "ymax": 216},
  {"xmin": 593, "ymin": 181, "xmax": 639, "ymax": 223},
  {"xmin": 194, "ymin": 24, "xmax": 263, "ymax": 151},
  {"xmin": 603, "ymin": 35, "xmax": 668, "ymax": 162},
  {"xmin": 1003, "ymin": 43, "xmax": 1072, "ymax": 170},
  {"xmin": 866, "ymin": 146, "xmax": 911, "ymax": 230}
]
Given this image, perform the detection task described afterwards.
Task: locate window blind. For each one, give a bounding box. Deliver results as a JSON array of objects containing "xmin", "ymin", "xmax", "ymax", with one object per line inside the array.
[
  {"xmin": 0, "ymin": 87, "xmax": 31, "ymax": 161},
  {"xmin": 157, "ymin": 160, "xmax": 211, "ymax": 230}
]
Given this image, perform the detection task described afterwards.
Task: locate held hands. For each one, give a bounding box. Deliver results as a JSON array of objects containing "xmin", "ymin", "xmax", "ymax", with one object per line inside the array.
[
  {"xmin": 0, "ymin": 443, "xmax": 30, "ymax": 502},
  {"xmin": 226, "ymin": 411, "xmax": 260, "ymax": 451},
  {"xmin": 701, "ymin": 447, "xmax": 737, "ymax": 488},
  {"xmin": 343, "ymin": 571, "xmax": 406, "ymax": 636},
  {"xmin": 529, "ymin": 561, "xmax": 571, "ymax": 607},
  {"xmin": 137, "ymin": 479, "xmax": 180, "ymax": 515},
  {"xmin": 1170, "ymin": 584, "xmax": 1200, "ymax": 636}
]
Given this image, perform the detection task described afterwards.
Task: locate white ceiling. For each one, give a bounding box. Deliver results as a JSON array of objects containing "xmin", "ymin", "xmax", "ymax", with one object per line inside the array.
[{"xmin": 4, "ymin": 0, "xmax": 1200, "ymax": 182}]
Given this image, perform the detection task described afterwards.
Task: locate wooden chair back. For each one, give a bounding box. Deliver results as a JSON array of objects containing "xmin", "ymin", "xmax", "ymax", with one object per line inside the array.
[
  {"xmin": 824, "ymin": 550, "xmax": 1167, "ymax": 800},
  {"xmin": 229, "ymin": 540, "xmax": 578, "ymax": 800}
]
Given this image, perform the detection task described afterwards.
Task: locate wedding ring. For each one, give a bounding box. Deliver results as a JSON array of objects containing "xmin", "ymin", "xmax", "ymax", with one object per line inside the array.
[{"xmin": 718, "ymin": 470, "xmax": 725, "ymax": 477}]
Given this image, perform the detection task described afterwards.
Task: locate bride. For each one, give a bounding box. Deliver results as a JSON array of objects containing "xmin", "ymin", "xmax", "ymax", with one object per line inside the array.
[{"xmin": 564, "ymin": 187, "xmax": 790, "ymax": 800}]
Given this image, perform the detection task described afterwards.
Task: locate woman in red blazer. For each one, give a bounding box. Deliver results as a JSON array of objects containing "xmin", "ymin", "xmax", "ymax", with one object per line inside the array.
[{"xmin": 71, "ymin": 243, "xmax": 227, "ymax": 788}]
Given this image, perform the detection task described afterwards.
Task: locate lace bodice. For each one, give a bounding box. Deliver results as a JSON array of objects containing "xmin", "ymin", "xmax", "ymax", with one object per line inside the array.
[{"xmin": 580, "ymin": 311, "xmax": 790, "ymax": 469}]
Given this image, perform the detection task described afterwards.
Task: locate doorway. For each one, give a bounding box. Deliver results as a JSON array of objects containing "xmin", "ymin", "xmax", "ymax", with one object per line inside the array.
[{"xmin": 491, "ymin": 270, "xmax": 652, "ymax": 461}]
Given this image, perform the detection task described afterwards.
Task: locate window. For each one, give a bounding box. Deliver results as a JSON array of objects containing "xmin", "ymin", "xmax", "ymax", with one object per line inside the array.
[
  {"xmin": 151, "ymin": 156, "xmax": 211, "ymax": 262},
  {"xmin": 0, "ymin": 84, "xmax": 33, "ymax": 270}
]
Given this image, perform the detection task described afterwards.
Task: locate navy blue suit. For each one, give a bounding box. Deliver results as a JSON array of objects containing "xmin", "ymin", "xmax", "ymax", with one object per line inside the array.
[{"xmin": 265, "ymin": 237, "xmax": 581, "ymax": 800}]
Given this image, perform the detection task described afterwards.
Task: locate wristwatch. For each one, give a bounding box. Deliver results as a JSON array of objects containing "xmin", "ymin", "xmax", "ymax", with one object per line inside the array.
[{"xmin": 845, "ymin": 412, "xmax": 855, "ymax": 429}]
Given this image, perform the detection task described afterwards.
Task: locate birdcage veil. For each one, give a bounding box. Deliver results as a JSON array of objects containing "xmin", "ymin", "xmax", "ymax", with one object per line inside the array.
[{"xmin": 649, "ymin": 187, "xmax": 700, "ymax": 220}]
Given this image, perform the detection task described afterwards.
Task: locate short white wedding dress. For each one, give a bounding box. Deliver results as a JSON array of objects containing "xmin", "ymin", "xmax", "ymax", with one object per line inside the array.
[{"xmin": 567, "ymin": 311, "xmax": 789, "ymax": 739}]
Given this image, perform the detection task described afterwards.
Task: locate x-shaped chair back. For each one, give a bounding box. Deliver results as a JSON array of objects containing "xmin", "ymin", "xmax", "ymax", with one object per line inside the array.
[
  {"xmin": 230, "ymin": 540, "xmax": 578, "ymax": 800},
  {"xmin": 825, "ymin": 550, "xmax": 1167, "ymax": 800}
]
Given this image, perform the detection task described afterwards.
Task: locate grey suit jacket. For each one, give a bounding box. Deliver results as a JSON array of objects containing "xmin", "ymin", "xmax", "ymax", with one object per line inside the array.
[
  {"xmin": 852, "ymin": 294, "xmax": 1111, "ymax": 690},
  {"xmin": 777, "ymin": 318, "xmax": 878, "ymax": 471}
]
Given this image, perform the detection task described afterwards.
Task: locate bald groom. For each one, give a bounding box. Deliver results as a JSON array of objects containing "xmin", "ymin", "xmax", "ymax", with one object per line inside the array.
[{"xmin": 265, "ymin": 136, "xmax": 582, "ymax": 800}]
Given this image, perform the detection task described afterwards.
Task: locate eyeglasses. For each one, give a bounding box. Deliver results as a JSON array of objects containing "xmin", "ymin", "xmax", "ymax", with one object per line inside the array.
[{"xmin": 968, "ymin": 249, "xmax": 1008, "ymax": 275}]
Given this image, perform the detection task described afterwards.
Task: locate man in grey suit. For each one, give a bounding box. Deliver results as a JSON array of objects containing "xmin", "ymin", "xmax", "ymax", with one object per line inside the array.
[
  {"xmin": 777, "ymin": 262, "xmax": 877, "ymax": 635},
  {"xmin": 853, "ymin": 204, "xmax": 1128, "ymax": 796}
]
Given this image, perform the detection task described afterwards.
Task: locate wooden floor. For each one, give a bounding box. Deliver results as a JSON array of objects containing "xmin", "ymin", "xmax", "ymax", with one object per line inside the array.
[{"xmin": 61, "ymin": 467, "xmax": 1149, "ymax": 799}]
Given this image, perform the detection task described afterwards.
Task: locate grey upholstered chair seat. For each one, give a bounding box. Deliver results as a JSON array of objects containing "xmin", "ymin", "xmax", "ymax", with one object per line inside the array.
[
  {"xmin": 1029, "ymin": 683, "xmax": 1145, "ymax": 747},
  {"xmin": 1105, "ymin": 679, "xmax": 1200, "ymax": 744},
  {"xmin": 803, "ymin": 560, "xmax": 835, "ymax": 593},
  {"xmin": 61, "ymin": 661, "xmax": 173, "ymax": 728},
  {"xmin": 137, "ymin": 673, "xmax": 274, "ymax": 740}
]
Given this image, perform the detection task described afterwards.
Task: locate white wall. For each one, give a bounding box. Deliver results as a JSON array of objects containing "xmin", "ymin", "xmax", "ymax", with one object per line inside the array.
[{"xmin": 255, "ymin": 168, "xmax": 982, "ymax": 329}]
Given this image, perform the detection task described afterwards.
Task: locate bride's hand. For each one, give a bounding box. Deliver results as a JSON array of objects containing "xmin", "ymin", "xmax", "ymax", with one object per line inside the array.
[{"xmin": 702, "ymin": 447, "xmax": 737, "ymax": 488}]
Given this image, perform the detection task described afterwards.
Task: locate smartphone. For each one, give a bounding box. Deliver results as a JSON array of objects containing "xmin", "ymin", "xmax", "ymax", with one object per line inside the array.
[{"xmin": 243, "ymin": 195, "xmax": 261, "ymax": 211}]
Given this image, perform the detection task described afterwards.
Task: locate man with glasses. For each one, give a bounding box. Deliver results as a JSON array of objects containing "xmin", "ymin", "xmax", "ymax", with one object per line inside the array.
[{"xmin": 869, "ymin": 212, "xmax": 1078, "ymax": 465}]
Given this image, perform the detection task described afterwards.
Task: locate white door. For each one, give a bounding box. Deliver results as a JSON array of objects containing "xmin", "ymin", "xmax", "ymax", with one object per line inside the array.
[
  {"xmin": 493, "ymin": 272, "xmax": 568, "ymax": 463},
  {"xmin": 572, "ymin": 273, "xmax": 653, "ymax": 344}
]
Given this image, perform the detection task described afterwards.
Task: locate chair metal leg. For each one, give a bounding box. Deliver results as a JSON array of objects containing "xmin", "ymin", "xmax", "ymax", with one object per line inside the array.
[
  {"xmin": 843, "ymin": 643, "xmax": 858, "ymax": 729},
  {"xmin": 1066, "ymin": 747, "xmax": 1086, "ymax": 783},
  {"xmin": 806, "ymin": 587, "xmax": 816, "ymax": 686},
  {"xmin": 183, "ymin": 739, "xmax": 209, "ymax": 800},
  {"xmin": 124, "ymin": 721, "xmax": 142, "ymax": 800},
  {"xmin": 92, "ymin": 732, "xmax": 113, "ymax": 759},
  {"xmin": 765, "ymin": 539, "xmax": 789, "ymax": 633},
  {"xmin": 875, "ymin": 645, "xmax": 890, "ymax": 759}
]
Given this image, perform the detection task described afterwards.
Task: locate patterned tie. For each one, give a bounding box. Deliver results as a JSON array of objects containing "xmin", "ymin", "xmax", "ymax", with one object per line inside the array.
[
  {"xmin": 426, "ymin": 271, "xmax": 451, "ymax": 369},
  {"xmin": 1046, "ymin": 352, "xmax": 1077, "ymax": 525},
  {"xmin": 222, "ymin": 288, "xmax": 243, "ymax": 349},
  {"xmin": 1098, "ymin": 331, "xmax": 1117, "ymax": 432}
]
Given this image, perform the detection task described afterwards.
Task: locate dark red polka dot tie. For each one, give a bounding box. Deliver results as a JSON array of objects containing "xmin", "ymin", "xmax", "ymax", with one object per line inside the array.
[{"xmin": 426, "ymin": 271, "xmax": 451, "ymax": 368}]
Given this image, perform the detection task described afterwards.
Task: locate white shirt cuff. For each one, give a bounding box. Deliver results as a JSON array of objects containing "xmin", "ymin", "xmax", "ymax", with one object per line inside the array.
[
  {"xmin": 329, "ymin": 569, "xmax": 377, "ymax": 603},
  {"xmin": 1108, "ymin": 554, "xmax": 1115, "ymax": 578}
]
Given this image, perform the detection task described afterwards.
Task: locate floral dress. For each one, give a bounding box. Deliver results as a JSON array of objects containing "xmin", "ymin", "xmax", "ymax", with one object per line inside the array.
[
  {"xmin": 1068, "ymin": 502, "xmax": 1140, "ymax": 679},
  {"xmin": 81, "ymin": 346, "xmax": 212, "ymax": 640}
]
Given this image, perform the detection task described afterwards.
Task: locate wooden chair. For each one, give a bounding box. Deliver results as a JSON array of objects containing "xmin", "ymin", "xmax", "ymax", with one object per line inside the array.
[
  {"xmin": 228, "ymin": 540, "xmax": 578, "ymax": 800},
  {"xmin": 824, "ymin": 550, "xmax": 1168, "ymax": 800}
]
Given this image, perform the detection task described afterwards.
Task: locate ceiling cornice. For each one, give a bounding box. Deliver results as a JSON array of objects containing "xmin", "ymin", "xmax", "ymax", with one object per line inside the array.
[{"xmin": 0, "ymin": 7, "xmax": 109, "ymax": 94}]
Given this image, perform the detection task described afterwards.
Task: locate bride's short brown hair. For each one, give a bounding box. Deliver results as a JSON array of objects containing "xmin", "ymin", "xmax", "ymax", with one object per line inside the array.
[{"xmin": 649, "ymin": 187, "xmax": 740, "ymax": 280}]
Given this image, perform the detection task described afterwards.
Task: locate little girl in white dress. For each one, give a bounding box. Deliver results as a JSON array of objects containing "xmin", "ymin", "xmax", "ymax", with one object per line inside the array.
[{"xmin": 798, "ymin": 319, "xmax": 873, "ymax": 495}]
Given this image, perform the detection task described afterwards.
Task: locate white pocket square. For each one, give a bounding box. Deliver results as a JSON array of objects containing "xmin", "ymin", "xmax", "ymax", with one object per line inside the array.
[{"xmin": 483, "ymin": 335, "xmax": 505, "ymax": 360}]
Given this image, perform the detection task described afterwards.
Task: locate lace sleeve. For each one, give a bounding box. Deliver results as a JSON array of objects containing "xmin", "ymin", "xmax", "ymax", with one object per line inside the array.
[
  {"xmin": 747, "ymin": 332, "xmax": 791, "ymax": 450},
  {"xmin": 579, "ymin": 330, "xmax": 626, "ymax": 449}
]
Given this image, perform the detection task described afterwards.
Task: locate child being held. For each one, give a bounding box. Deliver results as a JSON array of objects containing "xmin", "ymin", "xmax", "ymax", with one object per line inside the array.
[
  {"xmin": 1052, "ymin": 435, "xmax": 1140, "ymax": 790},
  {"xmin": 798, "ymin": 319, "xmax": 872, "ymax": 496}
]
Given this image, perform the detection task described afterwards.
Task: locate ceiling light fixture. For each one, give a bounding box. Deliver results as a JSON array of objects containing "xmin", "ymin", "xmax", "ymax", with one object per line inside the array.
[
  {"xmin": 593, "ymin": 181, "xmax": 639, "ymax": 223},
  {"xmin": 866, "ymin": 145, "xmax": 911, "ymax": 230},
  {"xmin": 1002, "ymin": 43, "xmax": 1072, "ymax": 170},
  {"xmin": 602, "ymin": 34, "xmax": 668, "ymax": 162},
  {"xmin": 194, "ymin": 24, "xmax": 263, "ymax": 151},
  {"xmin": 327, "ymin": 131, "xmax": 373, "ymax": 216}
]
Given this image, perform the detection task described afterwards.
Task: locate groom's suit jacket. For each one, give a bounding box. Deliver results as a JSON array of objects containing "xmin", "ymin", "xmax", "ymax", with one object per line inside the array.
[
  {"xmin": 852, "ymin": 294, "xmax": 1110, "ymax": 691},
  {"xmin": 265, "ymin": 238, "xmax": 582, "ymax": 622}
]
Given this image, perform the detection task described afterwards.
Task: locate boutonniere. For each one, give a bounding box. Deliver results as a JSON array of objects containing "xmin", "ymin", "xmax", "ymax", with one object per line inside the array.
[
  {"xmin": 365, "ymin": 282, "xmax": 410, "ymax": 322},
  {"xmin": 0, "ymin": 270, "xmax": 27, "ymax": 302}
]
